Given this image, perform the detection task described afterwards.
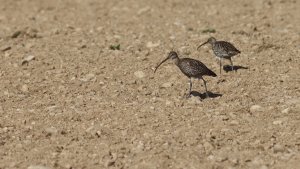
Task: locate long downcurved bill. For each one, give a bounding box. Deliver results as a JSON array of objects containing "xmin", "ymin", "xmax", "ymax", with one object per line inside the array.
[
  {"xmin": 154, "ymin": 57, "xmax": 169, "ymax": 73},
  {"xmin": 197, "ymin": 41, "xmax": 208, "ymax": 50}
]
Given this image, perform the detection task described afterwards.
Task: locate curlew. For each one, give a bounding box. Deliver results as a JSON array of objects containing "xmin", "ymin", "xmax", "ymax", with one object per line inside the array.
[
  {"xmin": 197, "ymin": 37, "xmax": 240, "ymax": 74},
  {"xmin": 154, "ymin": 51, "xmax": 217, "ymax": 98}
]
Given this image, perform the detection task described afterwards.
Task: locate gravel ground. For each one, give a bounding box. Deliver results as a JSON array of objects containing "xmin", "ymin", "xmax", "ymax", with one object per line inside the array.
[{"xmin": 0, "ymin": 0, "xmax": 300, "ymax": 169}]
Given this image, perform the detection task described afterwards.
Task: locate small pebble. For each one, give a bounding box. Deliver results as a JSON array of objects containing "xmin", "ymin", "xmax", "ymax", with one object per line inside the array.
[
  {"xmin": 80, "ymin": 73, "xmax": 96, "ymax": 82},
  {"xmin": 273, "ymin": 144, "xmax": 285, "ymax": 153},
  {"xmin": 64, "ymin": 164, "xmax": 72, "ymax": 169},
  {"xmin": 286, "ymin": 98, "xmax": 300, "ymax": 105},
  {"xmin": 2, "ymin": 127, "xmax": 9, "ymax": 133},
  {"xmin": 169, "ymin": 35, "xmax": 176, "ymax": 40},
  {"xmin": 250, "ymin": 105, "xmax": 263, "ymax": 113},
  {"xmin": 273, "ymin": 120, "xmax": 283, "ymax": 125},
  {"xmin": 281, "ymin": 108, "xmax": 290, "ymax": 114},
  {"xmin": 207, "ymin": 155, "xmax": 215, "ymax": 160},
  {"xmin": 230, "ymin": 120, "xmax": 239, "ymax": 125},
  {"xmin": 229, "ymin": 158, "xmax": 239, "ymax": 165},
  {"xmin": 137, "ymin": 6, "xmax": 151, "ymax": 15},
  {"xmin": 188, "ymin": 96, "xmax": 202, "ymax": 104},
  {"xmin": 25, "ymin": 43, "xmax": 34, "ymax": 49},
  {"xmin": 45, "ymin": 127, "xmax": 58, "ymax": 135},
  {"xmin": 27, "ymin": 165, "xmax": 51, "ymax": 169},
  {"xmin": 134, "ymin": 141, "xmax": 145, "ymax": 153},
  {"xmin": 203, "ymin": 141, "xmax": 214, "ymax": 153},
  {"xmin": 146, "ymin": 41, "xmax": 160, "ymax": 48},
  {"xmin": 161, "ymin": 82, "xmax": 172, "ymax": 88},
  {"xmin": 260, "ymin": 165, "xmax": 268, "ymax": 169},
  {"xmin": 134, "ymin": 71, "xmax": 145, "ymax": 78},
  {"xmin": 105, "ymin": 160, "xmax": 115, "ymax": 167},
  {"xmin": 251, "ymin": 156, "xmax": 264, "ymax": 166},
  {"xmin": 165, "ymin": 100, "xmax": 172, "ymax": 106},
  {"xmin": 22, "ymin": 55, "xmax": 35, "ymax": 65},
  {"xmin": 5, "ymin": 52, "xmax": 11, "ymax": 57},
  {"xmin": 21, "ymin": 84, "xmax": 29, "ymax": 92}
]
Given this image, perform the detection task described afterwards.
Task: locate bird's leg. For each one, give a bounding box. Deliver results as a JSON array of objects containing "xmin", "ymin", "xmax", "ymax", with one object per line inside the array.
[
  {"xmin": 219, "ymin": 58, "xmax": 222, "ymax": 75},
  {"xmin": 229, "ymin": 58, "xmax": 234, "ymax": 71},
  {"xmin": 189, "ymin": 78, "xmax": 192, "ymax": 96},
  {"xmin": 184, "ymin": 78, "xmax": 192, "ymax": 98},
  {"xmin": 202, "ymin": 78, "xmax": 209, "ymax": 98}
]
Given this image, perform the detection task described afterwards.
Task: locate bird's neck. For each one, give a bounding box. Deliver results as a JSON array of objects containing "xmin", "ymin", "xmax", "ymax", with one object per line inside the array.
[
  {"xmin": 173, "ymin": 57, "xmax": 180, "ymax": 66},
  {"xmin": 210, "ymin": 42, "xmax": 216, "ymax": 48}
]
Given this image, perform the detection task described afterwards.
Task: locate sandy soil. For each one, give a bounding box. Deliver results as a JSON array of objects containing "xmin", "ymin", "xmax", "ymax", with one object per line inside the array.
[{"xmin": 0, "ymin": 0, "xmax": 300, "ymax": 168}]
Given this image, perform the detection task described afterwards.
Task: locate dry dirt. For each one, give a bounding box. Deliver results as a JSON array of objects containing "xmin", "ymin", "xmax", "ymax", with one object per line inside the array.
[{"xmin": 0, "ymin": 0, "xmax": 300, "ymax": 169}]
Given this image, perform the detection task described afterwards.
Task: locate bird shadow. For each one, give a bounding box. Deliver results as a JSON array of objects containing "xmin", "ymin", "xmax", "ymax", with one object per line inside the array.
[
  {"xmin": 223, "ymin": 65, "xmax": 248, "ymax": 72},
  {"xmin": 190, "ymin": 91, "xmax": 222, "ymax": 100}
]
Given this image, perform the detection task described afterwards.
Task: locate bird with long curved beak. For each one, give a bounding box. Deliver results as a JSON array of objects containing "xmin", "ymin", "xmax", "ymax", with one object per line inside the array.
[
  {"xmin": 197, "ymin": 37, "xmax": 241, "ymax": 74},
  {"xmin": 154, "ymin": 51, "xmax": 217, "ymax": 98}
]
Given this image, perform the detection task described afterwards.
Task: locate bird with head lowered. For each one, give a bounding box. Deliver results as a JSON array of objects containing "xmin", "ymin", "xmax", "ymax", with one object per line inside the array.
[{"xmin": 154, "ymin": 51, "xmax": 217, "ymax": 98}]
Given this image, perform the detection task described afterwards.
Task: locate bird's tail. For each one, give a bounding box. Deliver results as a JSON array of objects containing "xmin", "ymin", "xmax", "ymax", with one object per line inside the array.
[{"xmin": 207, "ymin": 69, "xmax": 217, "ymax": 77}]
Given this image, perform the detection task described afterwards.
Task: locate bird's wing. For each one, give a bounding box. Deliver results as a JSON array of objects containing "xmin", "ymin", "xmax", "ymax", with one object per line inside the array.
[
  {"xmin": 188, "ymin": 59, "xmax": 216, "ymax": 77},
  {"xmin": 219, "ymin": 41, "xmax": 241, "ymax": 55},
  {"xmin": 179, "ymin": 58, "xmax": 215, "ymax": 77},
  {"xmin": 178, "ymin": 59, "xmax": 200, "ymax": 76}
]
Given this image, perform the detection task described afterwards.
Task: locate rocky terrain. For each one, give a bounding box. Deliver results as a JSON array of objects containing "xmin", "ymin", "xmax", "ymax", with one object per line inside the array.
[{"xmin": 0, "ymin": 0, "xmax": 300, "ymax": 168}]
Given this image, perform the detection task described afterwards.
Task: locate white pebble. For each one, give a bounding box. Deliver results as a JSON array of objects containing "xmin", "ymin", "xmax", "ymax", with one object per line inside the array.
[
  {"xmin": 161, "ymin": 82, "xmax": 172, "ymax": 88},
  {"xmin": 146, "ymin": 41, "xmax": 160, "ymax": 48},
  {"xmin": 137, "ymin": 6, "xmax": 151, "ymax": 15},
  {"xmin": 21, "ymin": 84, "xmax": 29, "ymax": 92},
  {"xmin": 27, "ymin": 165, "xmax": 51, "ymax": 169},
  {"xmin": 188, "ymin": 96, "xmax": 202, "ymax": 104},
  {"xmin": 165, "ymin": 100, "xmax": 172, "ymax": 106},
  {"xmin": 230, "ymin": 120, "xmax": 239, "ymax": 125},
  {"xmin": 273, "ymin": 120, "xmax": 283, "ymax": 125},
  {"xmin": 281, "ymin": 108, "xmax": 290, "ymax": 114},
  {"xmin": 134, "ymin": 71, "xmax": 145, "ymax": 78},
  {"xmin": 273, "ymin": 144, "xmax": 285, "ymax": 153},
  {"xmin": 260, "ymin": 165, "xmax": 268, "ymax": 169},
  {"xmin": 80, "ymin": 73, "xmax": 96, "ymax": 82},
  {"xmin": 22, "ymin": 55, "xmax": 35, "ymax": 65},
  {"xmin": 45, "ymin": 127, "xmax": 58, "ymax": 135},
  {"xmin": 250, "ymin": 105, "xmax": 263, "ymax": 113},
  {"xmin": 203, "ymin": 141, "xmax": 214, "ymax": 153}
]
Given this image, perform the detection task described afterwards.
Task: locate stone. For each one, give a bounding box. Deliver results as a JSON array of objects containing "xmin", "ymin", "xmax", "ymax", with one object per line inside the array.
[
  {"xmin": 137, "ymin": 7, "xmax": 151, "ymax": 15},
  {"xmin": 230, "ymin": 120, "xmax": 239, "ymax": 125},
  {"xmin": 188, "ymin": 96, "xmax": 202, "ymax": 104},
  {"xmin": 146, "ymin": 41, "xmax": 160, "ymax": 48},
  {"xmin": 161, "ymin": 82, "xmax": 172, "ymax": 88},
  {"xmin": 21, "ymin": 84, "xmax": 29, "ymax": 92},
  {"xmin": 273, "ymin": 144, "xmax": 284, "ymax": 153},
  {"xmin": 27, "ymin": 165, "xmax": 51, "ymax": 169},
  {"xmin": 281, "ymin": 108, "xmax": 290, "ymax": 114},
  {"xmin": 22, "ymin": 55, "xmax": 35, "ymax": 65},
  {"xmin": 134, "ymin": 71, "xmax": 145, "ymax": 78},
  {"xmin": 45, "ymin": 127, "xmax": 58, "ymax": 135},
  {"xmin": 273, "ymin": 120, "xmax": 283, "ymax": 125},
  {"xmin": 203, "ymin": 141, "xmax": 214, "ymax": 153},
  {"xmin": 250, "ymin": 105, "xmax": 263, "ymax": 113},
  {"xmin": 260, "ymin": 165, "xmax": 268, "ymax": 169},
  {"xmin": 80, "ymin": 73, "xmax": 96, "ymax": 82}
]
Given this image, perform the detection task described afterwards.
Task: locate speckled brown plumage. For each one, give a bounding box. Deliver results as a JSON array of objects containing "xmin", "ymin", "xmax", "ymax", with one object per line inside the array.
[
  {"xmin": 177, "ymin": 58, "xmax": 217, "ymax": 78},
  {"xmin": 154, "ymin": 51, "xmax": 216, "ymax": 97}
]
